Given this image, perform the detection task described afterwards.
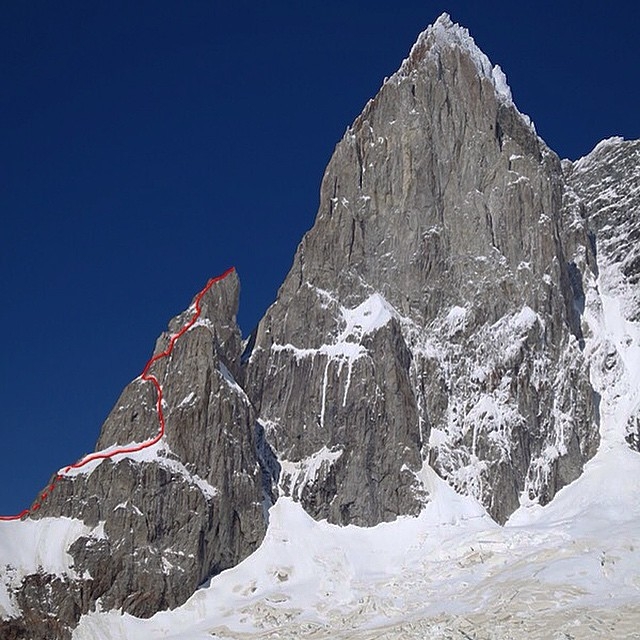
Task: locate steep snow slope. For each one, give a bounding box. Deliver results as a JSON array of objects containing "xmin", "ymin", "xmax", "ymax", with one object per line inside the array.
[
  {"xmin": 73, "ymin": 451, "xmax": 640, "ymax": 639},
  {"xmin": 71, "ymin": 485, "xmax": 639, "ymax": 638}
]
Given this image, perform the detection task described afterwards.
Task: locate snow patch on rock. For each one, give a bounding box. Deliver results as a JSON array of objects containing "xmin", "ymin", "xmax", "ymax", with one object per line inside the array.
[
  {"xmin": 279, "ymin": 447, "xmax": 344, "ymax": 500},
  {"xmin": 62, "ymin": 441, "xmax": 217, "ymax": 500},
  {"xmin": 0, "ymin": 517, "xmax": 100, "ymax": 618},
  {"xmin": 272, "ymin": 291, "xmax": 400, "ymax": 420}
]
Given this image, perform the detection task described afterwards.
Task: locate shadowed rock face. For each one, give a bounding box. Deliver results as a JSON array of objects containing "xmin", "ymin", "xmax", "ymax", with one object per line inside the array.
[
  {"xmin": 566, "ymin": 138, "xmax": 640, "ymax": 322},
  {"xmin": 564, "ymin": 138, "xmax": 640, "ymax": 452},
  {"xmin": 6, "ymin": 13, "xmax": 639, "ymax": 639}
]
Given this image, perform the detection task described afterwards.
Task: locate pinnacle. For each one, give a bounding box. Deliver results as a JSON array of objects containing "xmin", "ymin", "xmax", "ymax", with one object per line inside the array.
[
  {"xmin": 408, "ymin": 13, "xmax": 493, "ymax": 75},
  {"xmin": 433, "ymin": 12, "xmax": 453, "ymax": 28},
  {"xmin": 397, "ymin": 13, "xmax": 516, "ymax": 110}
]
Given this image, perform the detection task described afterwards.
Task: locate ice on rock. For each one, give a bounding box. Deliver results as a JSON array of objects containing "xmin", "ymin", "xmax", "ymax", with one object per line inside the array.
[
  {"xmin": 0, "ymin": 517, "xmax": 100, "ymax": 618},
  {"xmin": 513, "ymin": 305, "xmax": 539, "ymax": 331},
  {"xmin": 445, "ymin": 305, "xmax": 468, "ymax": 336},
  {"xmin": 491, "ymin": 64, "xmax": 512, "ymax": 102},
  {"xmin": 573, "ymin": 136, "xmax": 626, "ymax": 171},
  {"xmin": 272, "ymin": 291, "xmax": 399, "ymax": 410},
  {"xmin": 338, "ymin": 292, "xmax": 397, "ymax": 341},
  {"xmin": 279, "ymin": 446, "xmax": 344, "ymax": 500}
]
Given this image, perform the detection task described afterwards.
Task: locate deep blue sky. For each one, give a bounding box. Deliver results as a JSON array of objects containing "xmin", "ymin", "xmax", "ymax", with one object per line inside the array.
[{"xmin": 1, "ymin": 1, "xmax": 638, "ymax": 515}]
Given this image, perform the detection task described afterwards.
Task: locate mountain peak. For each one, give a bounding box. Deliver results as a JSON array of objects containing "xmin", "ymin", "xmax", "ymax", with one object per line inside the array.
[
  {"xmin": 5, "ymin": 14, "xmax": 639, "ymax": 639},
  {"xmin": 399, "ymin": 13, "xmax": 514, "ymax": 107},
  {"xmin": 433, "ymin": 11, "xmax": 454, "ymax": 28}
]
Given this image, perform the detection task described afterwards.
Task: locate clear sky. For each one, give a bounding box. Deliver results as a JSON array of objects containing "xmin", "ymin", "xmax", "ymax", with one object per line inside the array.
[{"xmin": 1, "ymin": 1, "xmax": 638, "ymax": 515}]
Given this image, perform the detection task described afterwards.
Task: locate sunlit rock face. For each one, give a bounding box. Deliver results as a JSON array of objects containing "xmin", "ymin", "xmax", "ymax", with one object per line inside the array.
[{"xmin": 244, "ymin": 14, "xmax": 599, "ymax": 526}]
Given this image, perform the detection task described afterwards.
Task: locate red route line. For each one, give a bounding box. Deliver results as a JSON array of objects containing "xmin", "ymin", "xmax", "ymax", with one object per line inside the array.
[{"xmin": 0, "ymin": 267, "xmax": 235, "ymax": 522}]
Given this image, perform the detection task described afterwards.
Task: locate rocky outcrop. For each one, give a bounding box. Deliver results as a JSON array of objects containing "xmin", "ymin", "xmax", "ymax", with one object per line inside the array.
[
  {"xmin": 2, "ymin": 270, "xmax": 266, "ymax": 638},
  {"xmin": 244, "ymin": 14, "xmax": 599, "ymax": 525}
]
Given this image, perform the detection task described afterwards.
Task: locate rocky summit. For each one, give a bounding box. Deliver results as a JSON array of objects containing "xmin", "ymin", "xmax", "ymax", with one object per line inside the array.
[{"xmin": 1, "ymin": 13, "xmax": 638, "ymax": 640}]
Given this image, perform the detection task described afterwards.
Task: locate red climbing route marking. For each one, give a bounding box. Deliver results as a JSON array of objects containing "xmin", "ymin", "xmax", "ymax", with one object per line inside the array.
[{"xmin": 0, "ymin": 267, "xmax": 236, "ymax": 522}]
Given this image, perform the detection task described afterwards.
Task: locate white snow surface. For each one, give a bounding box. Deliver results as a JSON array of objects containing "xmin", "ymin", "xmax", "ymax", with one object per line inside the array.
[
  {"xmin": 0, "ymin": 517, "xmax": 99, "ymax": 617},
  {"xmin": 73, "ymin": 448, "xmax": 640, "ymax": 639},
  {"xmin": 340, "ymin": 292, "xmax": 396, "ymax": 339}
]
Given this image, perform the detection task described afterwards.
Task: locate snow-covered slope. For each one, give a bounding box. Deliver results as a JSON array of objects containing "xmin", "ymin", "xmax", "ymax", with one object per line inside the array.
[{"xmin": 73, "ymin": 449, "xmax": 640, "ymax": 639}]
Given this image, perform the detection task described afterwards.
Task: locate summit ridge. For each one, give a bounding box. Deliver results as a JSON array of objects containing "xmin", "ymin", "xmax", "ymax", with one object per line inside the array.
[{"xmin": 399, "ymin": 13, "xmax": 516, "ymax": 110}]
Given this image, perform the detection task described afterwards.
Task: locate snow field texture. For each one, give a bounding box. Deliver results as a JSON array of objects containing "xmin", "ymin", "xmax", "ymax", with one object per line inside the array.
[{"xmin": 70, "ymin": 454, "xmax": 640, "ymax": 639}]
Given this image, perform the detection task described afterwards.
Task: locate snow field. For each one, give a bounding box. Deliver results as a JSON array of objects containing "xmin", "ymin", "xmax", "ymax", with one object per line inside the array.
[{"xmin": 71, "ymin": 451, "xmax": 640, "ymax": 639}]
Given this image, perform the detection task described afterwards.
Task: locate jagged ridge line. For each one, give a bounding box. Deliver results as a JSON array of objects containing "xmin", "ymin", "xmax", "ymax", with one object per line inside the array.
[{"xmin": 0, "ymin": 267, "xmax": 236, "ymax": 521}]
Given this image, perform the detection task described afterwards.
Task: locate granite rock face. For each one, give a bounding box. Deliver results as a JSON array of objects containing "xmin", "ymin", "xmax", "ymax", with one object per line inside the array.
[
  {"xmin": 2, "ymin": 271, "xmax": 266, "ymax": 639},
  {"xmin": 4, "ymin": 13, "xmax": 639, "ymax": 639},
  {"xmin": 244, "ymin": 15, "xmax": 599, "ymax": 525}
]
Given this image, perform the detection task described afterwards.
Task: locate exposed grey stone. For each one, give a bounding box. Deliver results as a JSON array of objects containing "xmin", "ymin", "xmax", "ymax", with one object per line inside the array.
[
  {"xmin": 8, "ymin": 14, "xmax": 640, "ymax": 638},
  {"xmin": 244, "ymin": 14, "xmax": 599, "ymax": 525},
  {"xmin": 9, "ymin": 270, "xmax": 265, "ymax": 636}
]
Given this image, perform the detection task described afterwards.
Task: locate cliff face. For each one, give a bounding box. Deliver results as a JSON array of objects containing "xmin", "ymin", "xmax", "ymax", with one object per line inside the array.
[
  {"xmin": 244, "ymin": 14, "xmax": 598, "ymax": 526},
  {"xmin": 3, "ymin": 13, "xmax": 637, "ymax": 640},
  {"xmin": 564, "ymin": 137, "xmax": 640, "ymax": 452},
  {"xmin": 566, "ymin": 138, "xmax": 640, "ymax": 325},
  {"xmin": 3, "ymin": 271, "xmax": 266, "ymax": 639}
]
